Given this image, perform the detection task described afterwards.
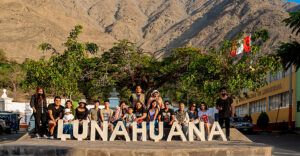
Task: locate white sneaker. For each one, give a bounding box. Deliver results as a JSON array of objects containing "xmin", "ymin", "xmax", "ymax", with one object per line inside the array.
[
  {"xmin": 35, "ymin": 134, "xmax": 41, "ymax": 139},
  {"xmin": 48, "ymin": 135, "xmax": 54, "ymax": 139},
  {"xmin": 43, "ymin": 134, "xmax": 48, "ymax": 139}
]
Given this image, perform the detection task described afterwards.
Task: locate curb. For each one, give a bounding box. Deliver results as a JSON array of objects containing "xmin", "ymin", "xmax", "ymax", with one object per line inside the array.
[{"xmin": 16, "ymin": 132, "xmax": 30, "ymax": 141}]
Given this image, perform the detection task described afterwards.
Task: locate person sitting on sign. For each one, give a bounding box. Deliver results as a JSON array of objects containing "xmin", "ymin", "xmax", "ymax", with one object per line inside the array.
[
  {"xmin": 111, "ymin": 101, "xmax": 128, "ymax": 127},
  {"xmin": 89, "ymin": 100, "xmax": 101, "ymax": 123},
  {"xmin": 198, "ymin": 102, "xmax": 213, "ymax": 137},
  {"xmin": 47, "ymin": 96, "xmax": 64, "ymax": 139},
  {"xmin": 63, "ymin": 108, "xmax": 74, "ymax": 137},
  {"xmin": 187, "ymin": 102, "xmax": 199, "ymax": 124},
  {"xmin": 122, "ymin": 107, "xmax": 136, "ymax": 136},
  {"xmin": 100, "ymin": 100, "xmax": 114, "ymax": 134},
  {"xmin": 175, "ymin": 103, "xmax": 189, "ymax": 136},
  {"xmin": 147, "ymin": 100, "xmax": 159, "ymax": 135},
  {"xmin": 158, "ymin": 101, "xmax": 175, "ymax": 139}
]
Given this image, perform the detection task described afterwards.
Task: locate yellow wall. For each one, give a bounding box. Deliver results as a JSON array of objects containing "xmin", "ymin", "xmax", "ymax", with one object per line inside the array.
[{"xmin": 233, "ymin": 72, "xmax": 297, "ymax": 124}]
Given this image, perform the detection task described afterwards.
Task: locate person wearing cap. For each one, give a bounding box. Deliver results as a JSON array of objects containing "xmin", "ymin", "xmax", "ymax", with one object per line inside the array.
[
  {"xmin": 75, "ymin": 99, "xmax": 89, "ymax": 123},
  {"xmin": 147, "ymin": 90, "xmax": 164, "ymax": 110},
  {"xmin": 129, "ymin": 85, "xmax": 146, "ymax": 108},
  {"xmin": 63, "ymin": 108, "xmax": 74, "ymax": 137},
  {"xmin": 47, "ymin": 96, "xmax": 64, "ymax": 139}
]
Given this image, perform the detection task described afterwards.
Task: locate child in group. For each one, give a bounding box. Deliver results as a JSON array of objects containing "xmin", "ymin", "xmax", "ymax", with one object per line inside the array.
[
  {"xmin": 122, "ymin": 107, "xmax": 136, "ymax": 135},
  {"xmin": 63, "ymin": 108, "xmax": 74, "ymax": 137}
]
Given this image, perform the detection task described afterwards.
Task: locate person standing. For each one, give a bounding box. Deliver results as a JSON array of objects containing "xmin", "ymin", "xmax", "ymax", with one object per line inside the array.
[
  {"xmin": 129, "ymin": 85, "xmax": 146, "ymax": 108},
  {"xmin": 216, "ymin": 87, "xmax": 234, "ymax": 140},
  {"xmin": 147, "ymin": 90, "xmax": 164, "ymax": 110},
  {"xmin": 47, "ymin": 96, "xmax": 64, "ymax": 139},
  {"xmin": 30, "ymin": 87, "xmax": 48, "ymax": 139},
  {"xmin": 174, "ymin": 103, "xmax": 189, "ymax": 136}
]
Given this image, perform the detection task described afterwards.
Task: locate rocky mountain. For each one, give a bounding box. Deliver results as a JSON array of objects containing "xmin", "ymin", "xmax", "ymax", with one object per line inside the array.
[{"xmin": 0, "ymin": 0, "xmax": 299, "ymax": 62}]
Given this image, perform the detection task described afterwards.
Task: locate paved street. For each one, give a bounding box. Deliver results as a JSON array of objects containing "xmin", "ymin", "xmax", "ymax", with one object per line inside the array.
[
  {"xmin": 0, "ymin": 132, "xmax": 26, "ymax": 144},
  {"xmin": 247, "ymin": 134, "xmax": 300, "ymax": 156}
]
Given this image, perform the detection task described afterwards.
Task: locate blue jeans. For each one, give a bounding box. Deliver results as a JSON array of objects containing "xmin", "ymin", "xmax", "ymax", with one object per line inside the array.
[
  {"xmin": 63, "ymin": 124, "xmax": 73, "ymax": 136},
  {"xmin": 214, "ymin": 113, "xmax": 219, "ymax": 121},
  {"xmin": 147, "ymin": 120, "xmax": 158, "ymax": 135}
]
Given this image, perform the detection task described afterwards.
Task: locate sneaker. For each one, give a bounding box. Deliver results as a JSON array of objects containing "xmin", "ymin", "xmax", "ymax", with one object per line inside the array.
[
  {"xmin": 48, "ymin": 135, "xmax": 54, "ymax": 139},
  {"xmin": 43, "ymin": 134, "xmax": 48, "ymax": 139},
  {"xmin": 35, "ymin": 134, "xmax": 41, "ymax": 139}
]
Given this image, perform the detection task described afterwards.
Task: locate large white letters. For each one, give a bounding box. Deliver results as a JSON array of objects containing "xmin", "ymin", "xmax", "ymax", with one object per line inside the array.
[
  {"xmin": 132, "ymin": 122, "xmax": 147, "ymax": 141},
  {"xmin": 167, "ymin": 122, "xmax": 187, "ymax": 142},
  {"xmin": 90, "ymin": 121, "xmax": 108, "ymax": 141},
  {"xmin": 149, "ymin": 121, "xmax": 163, "ymax": 142},
  {"xmin": 109, "ymin": 121, "xmax": 130, "ymax": 142},
  {"xmin": 57, "ymin": 120, "xmax": 71, "ymax": 141},
  {"xmin": 208, "ymin": 122, "xmax": 227, "ymax": 141},
  {"xmin": 188, "ymin": 122, "xmax": 205, "ymax": 141},
  {"xmin": 73, "ymin": 120, "xmax": 88, "ymax": 141},
  {"xmin": 57, "ymin": 120, "xmax": 228, "ymax": 142}
]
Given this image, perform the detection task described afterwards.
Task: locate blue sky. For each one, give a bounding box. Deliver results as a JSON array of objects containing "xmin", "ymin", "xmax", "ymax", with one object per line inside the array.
[{"xmin": 285, "ymin": 0, "xmax": 300, "ymax": 3}]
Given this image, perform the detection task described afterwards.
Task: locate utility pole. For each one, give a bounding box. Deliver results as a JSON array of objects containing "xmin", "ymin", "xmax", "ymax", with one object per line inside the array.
[{"xmin": 288, "ymin": 66, "xmax": 293, "ymax": 130}]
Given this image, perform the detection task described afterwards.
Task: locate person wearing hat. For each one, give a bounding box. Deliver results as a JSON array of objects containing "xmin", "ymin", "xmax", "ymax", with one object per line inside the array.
[
  {"xmin": 147, "ymin": 90, "xmax": 164, "ymax": 110},
  {"xmin": 63, "ymin": 108, "xmax": 74, "ymax": 137},
  {"xmin": 75, "ymin": 99, "xmax": 89, "ymax": 123},
  {"xmin": 129, "ymin": 85, "xmax": 146, "ymax": 108},
  {"xmin": 47, "ymin": 96, "xmax": 64, "ymax": 139}
]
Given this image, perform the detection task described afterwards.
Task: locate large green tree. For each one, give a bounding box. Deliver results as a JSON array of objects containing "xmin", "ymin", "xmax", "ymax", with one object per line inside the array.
[
  {"xmin": 277, "ymin": 10, "xmax": 300, "ymax": 71},
  {"xmin": 23, "ymin": 25, "xmax": 99, "ymax": 98}
]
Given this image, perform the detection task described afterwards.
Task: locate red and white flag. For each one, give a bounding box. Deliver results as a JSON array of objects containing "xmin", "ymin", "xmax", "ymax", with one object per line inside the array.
[{"xmin": 231, "ymin": 35, "xmax": 251, "ymax": 56}]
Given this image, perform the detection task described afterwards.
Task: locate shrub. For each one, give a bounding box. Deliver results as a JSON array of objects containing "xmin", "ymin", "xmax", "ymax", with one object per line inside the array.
[{"xmin": 256, "ymin": 112, "xmax": 269, "ymax": 131}]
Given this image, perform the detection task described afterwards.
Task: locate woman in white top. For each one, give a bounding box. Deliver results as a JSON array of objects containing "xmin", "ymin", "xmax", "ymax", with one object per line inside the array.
[{"xmin": 198, "ymin": 102, "xmax": 213, "ymax": 136}]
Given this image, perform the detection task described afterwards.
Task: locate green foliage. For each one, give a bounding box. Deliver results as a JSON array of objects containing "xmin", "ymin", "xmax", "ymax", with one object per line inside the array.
[
  {"xmin": 22, "ymin": 25, "xmax": 279, "ymax": 105},
  {"xmin": 0, "ymin": 55, "xmax": 25, "ymax": 98},
  {"xmin": 276, "ymin": 11, "xmax": 300, "ymax": 72},
  {"xmin": 256, "ymin": 112, "xmax": 269, "ymax": 131},
  {"xmin": 283, "ymin": 10, "xmax": 300, "ymax": 35},
  {"xmin": 277, "ymin": 41, "xmax": 300, "ymax": 71},
  {"xmin": 23, "ymin": 25, "xmax": 100, "ymax": 98}
]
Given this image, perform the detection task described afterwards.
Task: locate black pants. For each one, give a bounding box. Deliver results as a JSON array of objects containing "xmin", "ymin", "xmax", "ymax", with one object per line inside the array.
[
  {"xmin": 219, "ymin": 117, "xmax": 230, "ymax": 138},
  {"xmin": 34, "ymin": 109, "xmax": 47, "ymax": 135}
]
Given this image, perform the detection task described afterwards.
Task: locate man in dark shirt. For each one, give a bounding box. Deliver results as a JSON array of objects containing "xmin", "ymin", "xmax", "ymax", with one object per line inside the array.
[
  {"xmin": 216, "ymin": 87, "xmax": 234, "ymax": 140},
  {"xmin": 158, "ymin": 101, "xmax": 175, "ymax": 128},
  {"xmin": 47, "ymin": 96, "xmax": 64, "ymax": 139},
  {"xmin": 158, "ymin": 101, "xmax": 175, "ymax": 140}
]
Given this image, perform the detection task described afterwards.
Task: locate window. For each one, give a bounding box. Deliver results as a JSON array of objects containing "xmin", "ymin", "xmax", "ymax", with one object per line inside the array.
[
  {"xmin": 249, "ymin": 98, "xmax": 266, "ymax": 114},
  {"xmin": 269, "ymin": 92, "xmax": 291, "ymax": 110},
  {"xmin": 270, "ymin": 70, "xmax": 283, "ymax": 83},
  {"xmin": 270, "ymin": 66, "xmax": 293, "ymax": 83},
  {"xmin": 235, "ymin": 104, "xmax": 247, "ymax": 117}
]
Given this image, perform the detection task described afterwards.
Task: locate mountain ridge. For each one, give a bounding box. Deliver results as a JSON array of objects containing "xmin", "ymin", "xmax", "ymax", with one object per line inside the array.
[{"xmin": 0, "ymin": 0, "xmax": 300, "ymax": 62}]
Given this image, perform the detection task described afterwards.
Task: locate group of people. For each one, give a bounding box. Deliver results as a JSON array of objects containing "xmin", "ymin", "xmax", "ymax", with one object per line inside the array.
[{"xmin": 31, "ymin": 86, "xmax": 233, "ymax": 140}]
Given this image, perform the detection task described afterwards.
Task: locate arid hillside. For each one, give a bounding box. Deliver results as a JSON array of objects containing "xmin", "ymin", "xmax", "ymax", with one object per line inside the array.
[{"xmin": 0, "ymin": 0, "xmax": 300, "ymax": 61}]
